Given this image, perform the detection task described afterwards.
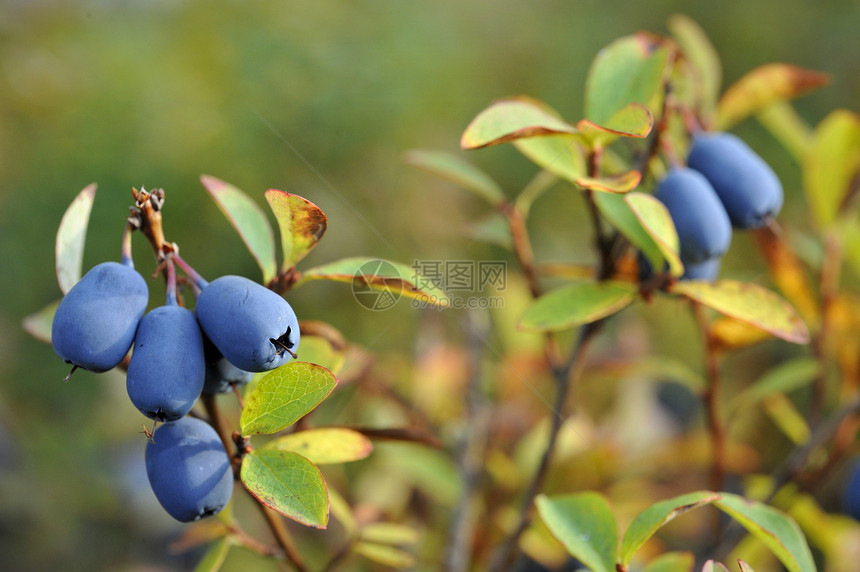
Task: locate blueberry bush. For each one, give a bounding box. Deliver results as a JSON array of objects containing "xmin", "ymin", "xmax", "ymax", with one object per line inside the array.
[{"xmin": 24, "ymin": 13, "xmax": 860, "ymax": 572}]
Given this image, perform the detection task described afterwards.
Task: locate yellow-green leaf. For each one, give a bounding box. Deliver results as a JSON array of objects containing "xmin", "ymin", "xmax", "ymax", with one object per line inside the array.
[
  {"xmin": 716, "ymin": 64, "xmax": 829, "ymax": 130},
  {"xmin": 713, "ymin": 493, "xmax": 816, "ymax": 572},
  {"xmin": 641, "ymin": 551, "xmax": 696, "ymax": 572},
  {"xmin": 536, "ymin": 492, "xmax": 618, "ymax": 572},
  {"xmin": 240, "ymin": 449, "xmax": 329, "ymax": 529},
  {"xmin": 803, "ymin": 109, "xmax": 860, "ymax": 229},
  {"xmin": 670, "ymin": 280, "xmax": 810, "ymax": 344},
  {"xmin": 297, "ymin": 257, "xmax": 450, "ymax": 307},
  {"xmin": 577, "ymin": 102, "xmax": 654, "ymax": 145},
  {"xmin": 353, "ymin": 542, "xmax": 416, "ymax": 569},
  {"xmin": 620, "ymin": 491, "xmax": 721, "ymax": 565},
  {"xmin": 201, "ymin": 175, "xmax": 277, "ymax": 284},
  {"xmin": 292, "ymin": 335, "xmax": 345, "ymax": 375},
  {"xmin": 519, "ymin": 281, "xmax": 637, "ymax": 332},
  {"xmin": 22, "ymin": 299, "xmax": 59, "ymax": 344},
  {"xmin": 240, "ymin": 361, "xmax": 337, "ymax": 436},
  {"xmin": 360, "ymin": 522, "xmax": 421, "ymax": 546},
  {"xmin": 192, "ymin": 538, "xmax": 231, "ymax": 572},
  {"xmin": 264, "ymin": 428, "xmax": 373, "ymax": 464},
  {"xmin": 576, "ymin": 170, "xmax": 643, "ymax": 194},
  {"xmin": 729, "ymin": 357, "xmax": 820, "ymax": 416},
  {"xmin": 584, "ymin": 34, "xmax": 669, "ymax": 126},
  {"xmin": 405, "ymin": 149, "xmax": 506, "ymax": 206},
  {"xmin": 461, "ymin": 97, "xmax": 578, "ymax": 150},
  {"xmin": 513, "ymin": 134, "xmax": 588, "ymax": 184},
  {"xmin": 264, "ymin": 190, "xmax": 327, "ymax": 271},
  {"xmin": 594, "ymin": 192, "xmax": 680, "ymax": 275},
  {"xmin": 668, "ymin": 14, "xmax": 721, "ymax": 119},
  {"xmin": 626, "ymin": 192, "xmax": 683, "ymax": 276},
  {"xmin": 56, "ymin": 183, "xmax": 96, "ymax": 294},
  {"xmin": 763, "ymin": 392, "xmax": 811, "ymax": 445}
]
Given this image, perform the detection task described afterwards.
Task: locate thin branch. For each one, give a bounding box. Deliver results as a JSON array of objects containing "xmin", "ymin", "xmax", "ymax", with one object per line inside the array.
[
  {"xmin": 487, "ymin": 321, "xmax": 601, "ymax": 572},
  {"xmin": 446, "ymin": 310, "xmax": 493, "ymax": 572}
]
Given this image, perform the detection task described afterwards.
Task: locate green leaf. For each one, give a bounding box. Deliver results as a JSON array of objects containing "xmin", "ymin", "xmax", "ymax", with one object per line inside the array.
[
  {"xmin": 297, "ymin": 257, "xmax": 451, "ymax": 307},
  {"xmin": 669, "ymin": 280, "xmax": 810, "ymax": 344},
  {"xmin": 240, "ymin": 449, "xmax": 329, "ymax": 528},
  {"xmin": 713, "ymin": 493, "xmax": 816, "ymax": 572},
  {"xmin": 803, "ymin": 109, "xmax": 860, "ymax": 229},
  {"xmin": 55, "ymin": 183, "xmax": 96, "ymax": 294},
  {"xmin": 762, "ymin": 392, "xmax": 810, "ymax": 445},
  {"xmin": 292, "ymin": 335, "xmax": 345, "ymax": 375},
  {"xmin": 729, "ymin": 357, "xmax": 820, "ymax": 415},
  {"xmin": 716, "ymin": 64, "xmax": 829, "ymax": 130},
  {"xmin": 513, "ymin": 134, "xmax": 588, "ymax": 184},
  {"xmin": 634, "ymin": 356, "xmax": 707, "ymax": 392},
  {"xmin": 22, "ymin": 299, "xmax": 59, "ymax": 344},
  {"xmin": 201, "ymin": 175, "xmax": 277, "ymax": 284},
  {"xmin": 576, "ymin": 170, "xmax": 643, "ymax": 194},
  {"xmin": 641, "ymin": 551, "xmax": 696, "ymax": 572},
  {"xmin": 594, "ymin": 192, "xmax": 681, "ymax": 275},
  {"xmin": 519, "ymin": 281, "xmax": 637, "ymax": 332},
  {"xmin": 468, "ymin": 211, "xmax": 513, "ymax": 250},
  {"xmin": 353, "ymin": 542, "xmax": 416, "ymax": 569},
  {"xmin": 360, "ymin": 522, "xmax": 421, "ymax": 545},
  {"xmin": 328, "ymin": 488, "xmax": 357, "ymax": 536},
  {"xmin": 577, "ymin": 102, "xmax": 654, "ymax": 145},
  {"xmin": 192, "ymin": 538, "xmax": 231, "ymax": 572},
  {"xmin": 668, "ymin": 14, "xmax": 721, "ymax": 119},
  {"xmin": 620, "ymin": 491, "xmax": 721, "ymax": 565},
  {"xmin": 514, "ymin": 170, "xmax": 559, "ymax": 218},
  {"xmin": 626, "ymin": 192, "xmax": 683, "ymax": 276},
  {"xmin": 584, "ymin": 34, "xmax": 670, "ymax": 126},
  {"xmin": 535, "ymin": 492, "xmax": 618, "ymax": 572},
  {"xmin": 755, "ymin": 101, "xmax": 811, "ymax": 162},
  {"xmin": 405, "ymin": 149, "xmax": 506, "ymax": 206},
  {"xmin": 264, "ymin": 428, "xmax": 373, "ymax": 464},
  {"xmin": 240, "ymin": 361, "xmax": 337, "ymax": 436},
  {"xmin": 264, "ymin": 190, "xmax": 327, "ymax": 271},
  {"xmin": 737, "ymin": 560, "xmax": 756, "ymax": 572},
  {"xmin": 460, "ymin": 97, "xmax": 578, "ymax": 150}
]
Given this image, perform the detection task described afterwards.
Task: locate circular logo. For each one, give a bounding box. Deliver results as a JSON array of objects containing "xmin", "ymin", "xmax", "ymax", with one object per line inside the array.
[{"xmin": 351, "ymin": 259, "xmax": 402, "ymax": 311}]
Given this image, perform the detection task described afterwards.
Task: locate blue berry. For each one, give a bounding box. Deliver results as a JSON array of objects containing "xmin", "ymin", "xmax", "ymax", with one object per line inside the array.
[
  {"xmin": 145, "ymin": 416, "xmax": 233, "ymax": 522},
  {"xmin": 682, "ymin": 257, "xmax": 722, "ymax": 282},
  {"xmin": 655, "ymin": 167, "xmax": 733, "ymax": 265},
  {"xmin": 687, "ymin": 132, "xmax": 784, "ymax": 229},
  {"xmin": 195, "ymin": 275, "xmax": 300, "ymax": 372},
  {"xmin": 51, "ymin": 261, "xmax": 149, "ymax": 373},
  {"xmin": 202, "ymin": 333, "xmax": 254, "ymax": 395},
  {"xmin": 127, "ymin": 305, "xmax": 205, "ymax": 421}
]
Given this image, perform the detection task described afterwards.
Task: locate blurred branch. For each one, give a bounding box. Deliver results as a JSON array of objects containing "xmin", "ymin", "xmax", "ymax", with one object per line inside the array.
[{"xmin": 445, "ymin": 309, "xmax": 493, "ymax": 572}]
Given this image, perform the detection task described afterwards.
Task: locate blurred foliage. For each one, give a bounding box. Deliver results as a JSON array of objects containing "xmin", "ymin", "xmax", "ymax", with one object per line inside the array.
[{"xmin": 1, "ymin": 1, "xmax": 858, "ymax": 571}]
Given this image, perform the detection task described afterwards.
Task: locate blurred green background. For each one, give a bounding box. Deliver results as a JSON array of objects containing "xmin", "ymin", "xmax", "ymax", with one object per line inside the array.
[{"xmin": 1, "ymin": 1, "xmax": 857, "ymax": 570}]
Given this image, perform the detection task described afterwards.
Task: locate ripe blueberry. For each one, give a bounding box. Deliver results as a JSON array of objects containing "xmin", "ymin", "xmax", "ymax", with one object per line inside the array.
[
  {"xmin": 195, "ymin": 275, "xmax": 300, "ymax": 372},
  {"xmin": 655, "ymin": 167, "xmax": 733, "ymax": 265},
  {"xmin": 682, "ymin": 257, "xmax": 722, "ymax": 282},
  {"xmin": 687, "ymin": 132, "xmax": 784, "ymax": 229},
  {"xmin": 145, "ymin": 416, "xmax": 233, "ymax": 522},
  {"xmin": 51, "ymin": 261, "xmax": 149, "ymax": 373},
  {"xmin": 202, "ymin": 333, "xmax": 254, "ymax": 395},
  {"xmin": 127, "ymin": 305, "xmax": 205, "ymax": 422}
]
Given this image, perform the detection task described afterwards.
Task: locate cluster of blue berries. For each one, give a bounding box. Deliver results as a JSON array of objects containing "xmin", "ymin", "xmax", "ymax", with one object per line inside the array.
[
  {"xmin": 51, "ymin": 258, "xmax": 300, "ymax": 521},
  {"xmin": 654, "ymin": 132, "xmax": 784, "ymax": 281}
]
